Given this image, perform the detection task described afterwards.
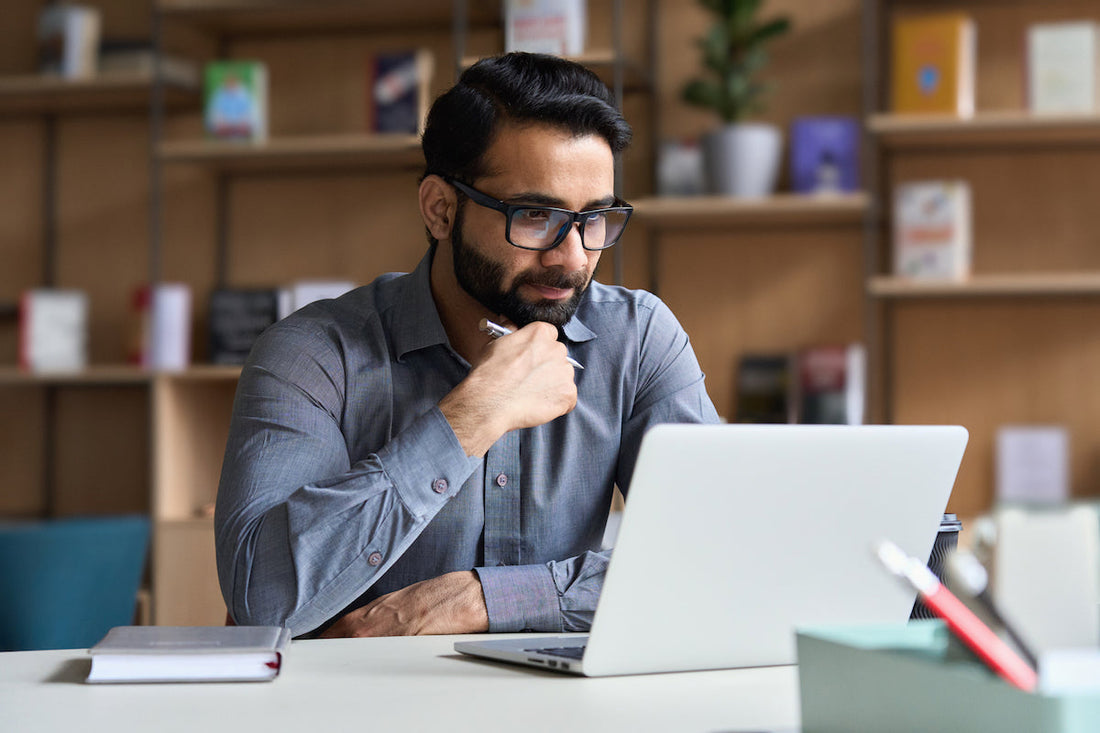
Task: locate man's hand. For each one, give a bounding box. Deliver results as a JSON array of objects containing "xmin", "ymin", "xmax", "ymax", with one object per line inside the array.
[
  {"xmin": 441, "ymin": 321, "xmax": 578, "ymax": 457},
  {"xmin": 318, "ymin": 570, "xmax": 489, "ymax": 638}
]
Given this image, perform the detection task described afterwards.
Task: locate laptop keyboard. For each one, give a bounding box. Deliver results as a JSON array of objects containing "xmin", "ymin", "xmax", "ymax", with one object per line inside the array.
[{"xmin": 524, "ymin": 645, "xmax": 586, "ymax": 660}]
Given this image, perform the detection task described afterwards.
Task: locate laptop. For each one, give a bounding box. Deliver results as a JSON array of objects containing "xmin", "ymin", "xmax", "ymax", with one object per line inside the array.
[{"xmin": 454, "ymin": 423, "xmax": 968, "ymax": 676}]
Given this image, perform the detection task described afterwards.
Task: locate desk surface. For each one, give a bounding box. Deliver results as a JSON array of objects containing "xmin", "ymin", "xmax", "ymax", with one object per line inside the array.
[{"xmin": 0, "ymin": 634, "xmax": 801, "ymax": 732}]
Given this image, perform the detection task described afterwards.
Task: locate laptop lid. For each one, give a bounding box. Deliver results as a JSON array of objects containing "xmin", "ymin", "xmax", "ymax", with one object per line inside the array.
[{"xmin": 458, "ymin": 424, "xmax": 968, "ymax": 677}]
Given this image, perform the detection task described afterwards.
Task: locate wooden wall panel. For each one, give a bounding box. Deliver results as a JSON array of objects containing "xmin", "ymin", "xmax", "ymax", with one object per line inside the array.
[
  {"xmin": 891, "ymin": 299, "xmax": 1100, "ymax": 518},
  {"xmin": 0, "ymin": 388, "xmax": 46, "ymax": 517},
  {"xmin": 657, "ymin": 225, "xmax": 865, "ymax": 418},
  {"xmin": 889, "ymin": 148, "xmax": 1100, "ymax": 275}
]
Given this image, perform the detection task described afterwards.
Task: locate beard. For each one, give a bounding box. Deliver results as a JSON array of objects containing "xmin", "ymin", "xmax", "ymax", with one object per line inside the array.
[{"xmin": 450, "ymin": 207, "xmax": 593, "ymax": 328}]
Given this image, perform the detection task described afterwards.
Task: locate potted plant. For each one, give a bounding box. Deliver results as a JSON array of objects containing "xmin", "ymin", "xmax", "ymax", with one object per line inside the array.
[{"xmin": 682, "ymin": 0, "xmax": 792, "ymax": 197}]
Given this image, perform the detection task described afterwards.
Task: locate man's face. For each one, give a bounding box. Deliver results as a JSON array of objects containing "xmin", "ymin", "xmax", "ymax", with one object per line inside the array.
[{"xmin": 449, "ymin": 124, "xmax": 616, "ymax": 327}]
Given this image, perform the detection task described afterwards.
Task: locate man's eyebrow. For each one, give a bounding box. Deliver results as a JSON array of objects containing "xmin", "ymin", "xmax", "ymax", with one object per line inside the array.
[{"xmin": 503, "ymin": 191, "xmax": 618, "ymax": 209}]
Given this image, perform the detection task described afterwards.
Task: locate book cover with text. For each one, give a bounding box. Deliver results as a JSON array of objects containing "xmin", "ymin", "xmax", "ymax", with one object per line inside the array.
[
  {"xmin": 789, "ymin": 116, "xmax": 860, "ymax": 195},
  {"xmin": 368, "ymin": 49, "xmax": 434, "ymax": 134},
  {"xmin": 204, "ymin": 60, "xmax": 268, "ymax": 141},
  {"xmin": 893, "ymin": 180, "xmax": 972, "ymax": 280},
  {"xmin": 1027, "ymin": 21, "xmax": 1099, "ymax": 114},
  {"xmin": 890, "ymin": 12, "xmax": 975, "ymax": 116}
]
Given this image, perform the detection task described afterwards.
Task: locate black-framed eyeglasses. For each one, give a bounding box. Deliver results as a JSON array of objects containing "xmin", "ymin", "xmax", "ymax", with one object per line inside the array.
[{"xmin": 443, "ymin": 176, "xmax": 633, "ymax": 252}]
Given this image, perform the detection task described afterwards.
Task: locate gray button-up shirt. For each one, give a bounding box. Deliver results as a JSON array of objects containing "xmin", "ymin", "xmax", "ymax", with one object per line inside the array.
[{"xmin": 215, "ymin": 249, "xmax": 720, "ymax": 637}]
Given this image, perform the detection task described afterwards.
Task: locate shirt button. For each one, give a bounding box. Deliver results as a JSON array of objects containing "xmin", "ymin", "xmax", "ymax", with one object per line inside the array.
[
  {"xmin": 432, "ymin": 478, "xmax": 448, "ymax": 494},
  {"xmin": 495, "ymin": 473, "xmax": 508, "ymax": 488},
  {"xmin": 367, "ymin": 552, "xmax": 383, "ymax": 566}
]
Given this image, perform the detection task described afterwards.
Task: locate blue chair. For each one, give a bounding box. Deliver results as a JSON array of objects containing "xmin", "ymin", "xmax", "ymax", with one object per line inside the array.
[{"xmin": 0, "ymin": 515, "xmax": 150, "ymax": 651}]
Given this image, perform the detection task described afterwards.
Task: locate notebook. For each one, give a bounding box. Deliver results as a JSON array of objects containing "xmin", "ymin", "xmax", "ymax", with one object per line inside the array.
[{"xmin": 454, "ymin": 423, "xmax": 968, "ymax": 676}]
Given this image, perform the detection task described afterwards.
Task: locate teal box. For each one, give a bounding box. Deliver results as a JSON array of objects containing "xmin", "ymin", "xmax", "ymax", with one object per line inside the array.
[{"xmin": 797, "ymin": 620, "xmax": 1100, "ymax": 733}]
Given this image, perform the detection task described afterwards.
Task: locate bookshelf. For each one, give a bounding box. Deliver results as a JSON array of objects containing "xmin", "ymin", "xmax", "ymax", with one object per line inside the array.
[
  {"xmin": 864, "ymin": 0, "xmax": 1100, "ymax": 517},
  {"xmin": 0, "ymin": 71, "xmax": 196, "ymax": 114}
]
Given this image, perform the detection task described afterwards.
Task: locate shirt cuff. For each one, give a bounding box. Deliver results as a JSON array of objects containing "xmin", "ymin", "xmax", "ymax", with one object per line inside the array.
[
  {"xmin": 374, "ymin": 407, "xmax": 478, "ymax": 518},
  {"xmin": 475, "ymin": 564, "xmax": 561, "ymax": 633}
]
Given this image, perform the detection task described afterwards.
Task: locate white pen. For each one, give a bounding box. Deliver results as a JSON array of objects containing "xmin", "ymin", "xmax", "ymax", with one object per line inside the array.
[{"xmin": 478, "ymin": 318, "xmax": 584, "ymax": 370}]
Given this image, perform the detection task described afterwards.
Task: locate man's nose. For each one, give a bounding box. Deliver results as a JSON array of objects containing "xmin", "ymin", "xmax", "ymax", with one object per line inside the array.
[{"xmin": 540, "ymin": 222, "xmax": 588, "ymax": 272}]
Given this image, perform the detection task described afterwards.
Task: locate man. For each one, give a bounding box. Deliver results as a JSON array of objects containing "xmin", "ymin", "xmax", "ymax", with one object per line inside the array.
[{"xmin": 215, "ymin": 52, "xmax": 720, "ymax": 638}]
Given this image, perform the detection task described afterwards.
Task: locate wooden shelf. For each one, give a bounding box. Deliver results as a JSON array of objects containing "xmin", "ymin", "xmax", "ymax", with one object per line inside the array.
[
  {"xmin": 156, "ymin": 365, "xmax": 243, "ymax": 382},
  {"xmin": 869, "ymin": 272, "xmax": 1100, "ymax": 299},
  {"xmin": 158, "ymin": 133, "xmax": 424, "ymax": 171},
  {"xmin": 0, "ymin": 71, "xmax": 197, "ymax": 115},
  {"xmin": 631, "ymin": 192, "xmax": 870, "ymax": 229},
  {"xmin": 868, "ymin": 111, "xmax": 1100, "ymax": 148},
  {"xmin": 0, "ymin": 365, "xmax": 152, "ymax": 386},
  {"xmin": 157, "ymin": 0, "xmax": 498, "ymax": 35}
]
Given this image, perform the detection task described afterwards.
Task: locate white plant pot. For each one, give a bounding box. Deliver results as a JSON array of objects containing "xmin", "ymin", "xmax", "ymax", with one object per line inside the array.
[{"xmin": 703, "ymin": 123, "xmax": 783, "ymax": 198}]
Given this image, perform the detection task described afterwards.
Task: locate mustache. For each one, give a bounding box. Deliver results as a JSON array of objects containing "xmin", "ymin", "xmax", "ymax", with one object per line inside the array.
[{"xmin": 514, "ymin": 269, "xmax": 589, "ymax": 291}]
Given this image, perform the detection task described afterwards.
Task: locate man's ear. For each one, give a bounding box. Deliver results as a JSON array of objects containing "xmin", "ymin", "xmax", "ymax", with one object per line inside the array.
[{"xmin": 419, "ymin": 175, "xmax": 457, "ymax": 242}]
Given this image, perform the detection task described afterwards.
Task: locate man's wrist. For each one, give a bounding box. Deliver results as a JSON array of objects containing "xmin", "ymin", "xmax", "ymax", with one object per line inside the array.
[{"xmin": 439, "ymin": 379, "xmax": 506, "ymax": 457}]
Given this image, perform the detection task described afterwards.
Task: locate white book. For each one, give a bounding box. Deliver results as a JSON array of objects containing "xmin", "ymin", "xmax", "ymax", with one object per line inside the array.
[
  {"xmin": 1027, "ymin": 21, "xmax": 1099, "ymax": 114},
  {"xmin": 504, "ymin": 0, "xmax": 587, "ymax": 56},
  {"xmin": 87, "ymin": 626, "xmax": 290, "ymax": 684},
  {"xmin": 893, "ymin": 180, "xmax": 972, "ymax": 280},
  {"xmin": 19, "ymin": 289, "xmax": 89, "ymax": 373}
]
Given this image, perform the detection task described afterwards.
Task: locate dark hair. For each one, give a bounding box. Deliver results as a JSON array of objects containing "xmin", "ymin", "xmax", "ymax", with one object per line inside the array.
[{"xmin": 421, "ymin": 52, "xmax": 632, "ymax": 185}]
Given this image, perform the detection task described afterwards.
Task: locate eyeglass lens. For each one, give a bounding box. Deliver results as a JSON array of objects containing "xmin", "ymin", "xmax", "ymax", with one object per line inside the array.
[{"xmin": 509, "ymin": 207, "xmax": 629, "ymax": 250}]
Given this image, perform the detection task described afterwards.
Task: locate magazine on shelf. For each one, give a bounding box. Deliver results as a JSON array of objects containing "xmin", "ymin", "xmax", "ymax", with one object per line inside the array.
[
  {"xmin": 890, "ymin": 12, "xmax": 976, "ymax": 116},
  {"xmin": 789, "ymin": 116, "xmax": 860, "ymax": 195},
  {"xmin": 204, "ymin": 60, "xmax": 268, "ymax": 141},
  {"xmin": 368, "ymin": 49, "xmax": 434, "ymax": 134},
  {"xmin": 208, "ymin": 288, "xmax": 280, "ymax": 365},
  {"xmin": 504, "ymin": 0, "xmax": 587, "ymax": 56},
  {"xmin": 892, "ymin": 180, "xmax": 972, "ymax": 280},
  {"xmin": 793, "ymin": 344, "xmax": 865, "ymax": 426},
  {"xmin": 733, "ymin": 353, "xmax": 794, "ymax": 424},
  {"xmin": 19, "ymin": 289, "xmax": 89, "ymax": 373},
  {"xmin": 1027, "ymin": 21, "xmax": 1099, "ymax": 114}
]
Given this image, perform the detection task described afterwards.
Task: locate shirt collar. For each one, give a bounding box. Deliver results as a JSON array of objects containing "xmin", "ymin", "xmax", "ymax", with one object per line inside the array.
[{"xmin": 391, "ymin": 248, "xmax": 599, "ymax": 360}]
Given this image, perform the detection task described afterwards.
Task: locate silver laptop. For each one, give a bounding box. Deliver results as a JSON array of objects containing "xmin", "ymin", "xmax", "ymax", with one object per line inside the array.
[{"xmin": 454, "ymin": 423, "xmax": 968, "ymax": 676}]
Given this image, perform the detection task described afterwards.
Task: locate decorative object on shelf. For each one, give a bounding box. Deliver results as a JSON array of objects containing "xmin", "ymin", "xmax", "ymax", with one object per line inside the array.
[
  {"xmin": 793, "ymin": 343, "xmax": 865, "ymax": 425},
  {"xmin": 504, "ymin": 0, "xmax": 587, "ymax": 56},
  {"xmin": 128, "ymin": 283, "xmax": 192, "ymax": 370},
  {"xmin": 98, "ymin": 40, "xmax": 199, "ymax": 86},
  {"xmin": 733, "ymin": 353, "xmax": 793, "ymax": 424},
  {"xmin": 37, "ymin": 2, "xmax": 101, "ymax": 78},
  {"xmin": 656, "ymin": 138, "xmax": 706, "ymax": 196},
  {"xmin": 681, "ymin": 0, "xmax": 791, "ymax": 197},
  {"xmin": 204, "ymin": 60, "xmax": 268, "ymax": 141},
  {"xmin": 368, "ymin": 49, "xmax": 434, "ymax": 134},
  {"xmin": 995, "ymin": 425, "xmax": 1070, "ymax": 505},
  {"xmin": 892, "ymin": 180, "xmax": 972, "ymax": 280},
  {"xmin": 208, "ymin": 288, "xmax": 280, "ymax": 365},
  {"xmin": 19, "ymin": 288, "xmax": 89, "ymax": 373},
  {"xmin": 1026, "ymin": 21, "xmax": 1099, "ymax": 114},
  {"xmin": 789, "ymin": 116, "xmax": 860, "ymax": 195},
  {"xmin": 890, "ymin": 12, "xmax": 975, "ymax": 117}
]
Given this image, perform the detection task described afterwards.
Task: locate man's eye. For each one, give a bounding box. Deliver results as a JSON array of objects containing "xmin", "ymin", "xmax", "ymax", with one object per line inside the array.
[{"xmin": 519, "ymin": 208, "xmax": 551, "ymax": 222}]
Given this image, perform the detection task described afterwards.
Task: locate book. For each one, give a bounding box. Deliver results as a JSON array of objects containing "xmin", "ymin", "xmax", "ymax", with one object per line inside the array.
[
  {"xmin": 995, "ymin": 425, "xmax": 1070, "ymax": 505},
  {"xmin": 1027, "ymin": 22, "xmax": 1099, "ymax": 114},
  {"xmin": 368, "ymin": 49, "xmax": 434, "ymax": 135},
  {"xmin": 789, "ymin": 116, "xmax": 860, "ymax": 195},
  {"xmin": 734, "ymin": 353, "xmax": 793, "ymax": 424},
  {"xmin": 890, "ymin": 12, "xmax": 976, "ymax": 116},
  {"xmin": 37, "ymin": 3, "xmax": 101, "ymax": 78},
  {"xmin": 86, "ymin": 625, "xmax": 290, "ymax": 684},
  {"xmin": 208, "ymin": 288, "xmax": 279, "ymax": 365},
  {"xmin": 277, "ymin": 280, "xmax": 356, "ymax": 321},
  {"xmin": 128, "ymin": 283, "xmax": 192, "ymax": 370},
  {"xmin": 504, "ymin": 0, "xmax": 587, "ymax": 56},
  {"xmin": 794, "ymin": 344, "xmax": 865, "ymax": 425},
  {"xmin": 19, "ymin": 289, "xmax": 89, "ymax": 373},
  {"xmin": 892, "ymin": 180, "xmax": 972, "ymax": 280},
  {"xmin": 204, "ymin": 60, "xmax": 268, "ymax": 142}
]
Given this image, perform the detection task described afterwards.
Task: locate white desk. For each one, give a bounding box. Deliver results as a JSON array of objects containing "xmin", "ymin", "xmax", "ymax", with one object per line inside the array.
[{"xmin": 0, "ymin": 634, "xmax": 801, "ymax": 732}]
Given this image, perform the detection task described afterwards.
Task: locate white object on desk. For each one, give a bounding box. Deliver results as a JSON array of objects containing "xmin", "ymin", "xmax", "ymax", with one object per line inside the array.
[
  {"xmin": 993, "ymin": 506, "xmax": 1100, "ymax": 654},
  {"xmin": 995, "ymin": 425, "xmax": 1070, "ymax": 505}
]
